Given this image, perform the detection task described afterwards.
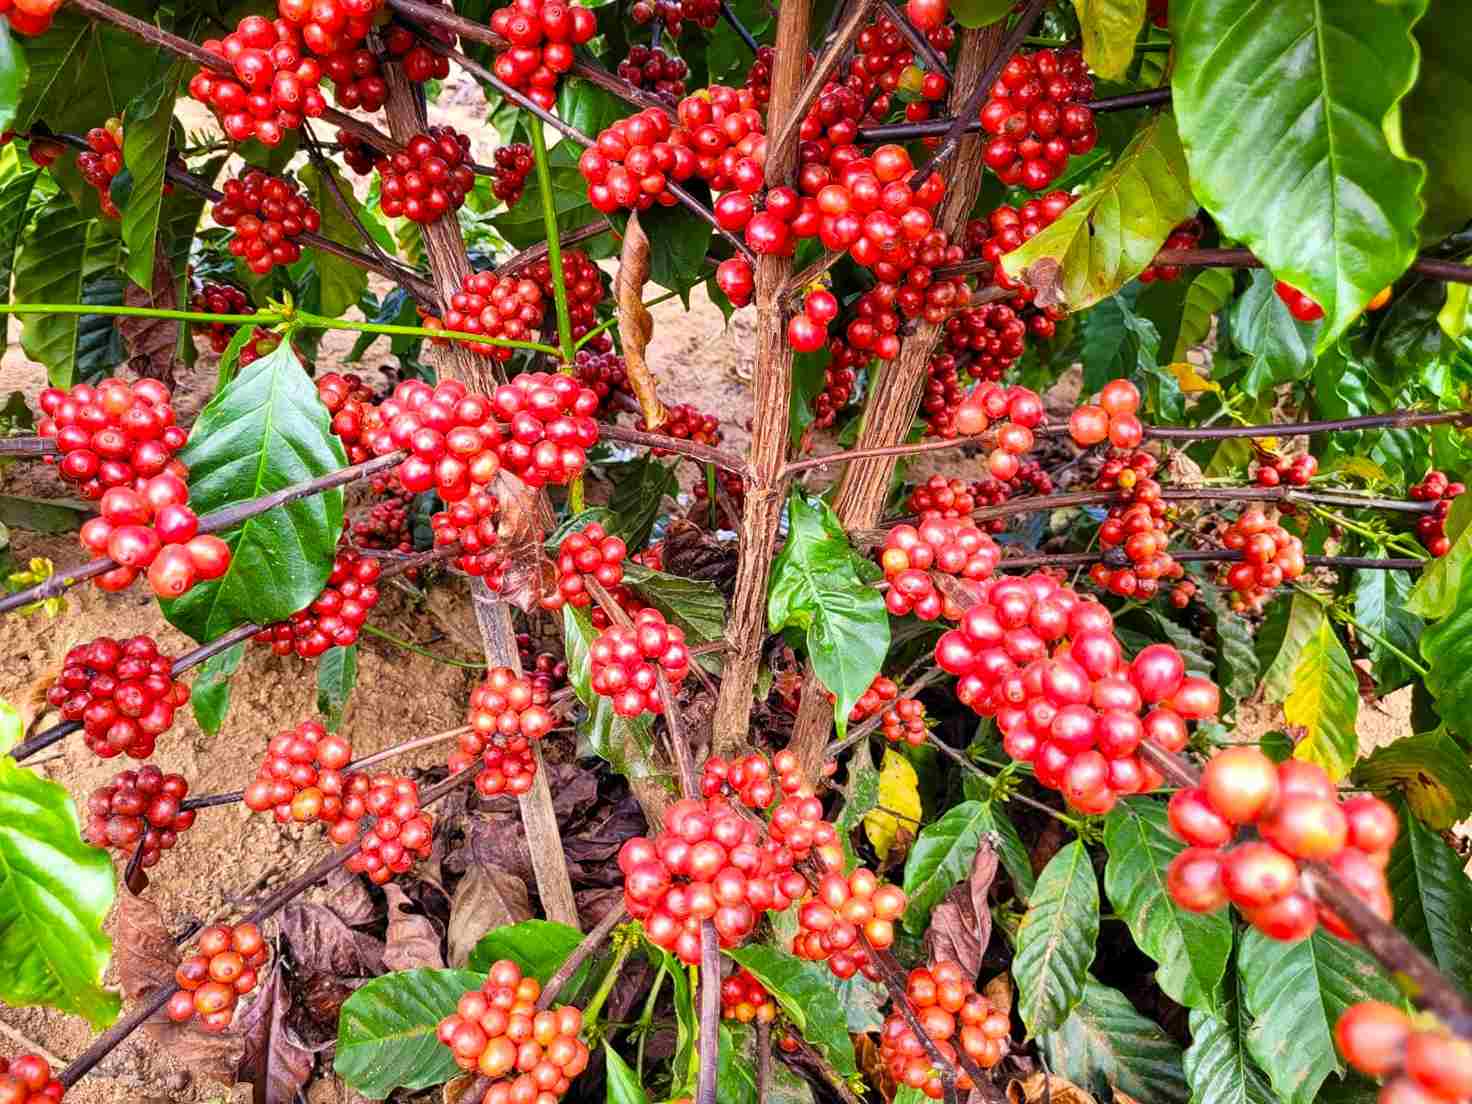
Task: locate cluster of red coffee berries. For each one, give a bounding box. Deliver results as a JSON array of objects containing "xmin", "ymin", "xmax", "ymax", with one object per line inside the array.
[
  {"xmin": 788, "ymin": 288, "xmax": 841, "ymax": 353},
  {"xmin": 882, "ymin": 699, "xmax": 927, "ymax": 746},
  {"xmin": 953, "ymin": 382, "xmax": 1046, "ymax": 479},
  {"xmin": 212, "ymin": 169, "xmax": 321, "ymax": 275},
  {"xmin": 243, "ymin": 719, "xmax": 354, "ymax": 824},
  {"xmin": 489, "ymin": 373, "xmax": 602, "ymax": 488},
  {"xmin": 0, "ymin": 1053, "xmax": 62, "ymax": 1102},
  {"xmin": 455, "ymin": 668, "xmax": 557, "ymax": 796},
  {"xmin": 979, "ymin": 49, "xmax": 1096, "ymax": 189},
  {"xmin": 1253, "ymin": 447, "xmax": 1317, "ymax": 487},
  {"xmin": 1167, "ymin": 748, "xmax": 1396, "ymax": 942},
  {"xmin": 430, "ymin": 270, "xmax": 548, "ymax": 363},
  {"xmin": 0, "ymin": 0, "xmax": 62, "ymax": 35},
  {"xmin": 793, "ymin": 867, "xmax": 906, "ymax": 981},
  {"xmin": 573, "ymin": 349, "xmax": 630, "ymax": 409},
  {"xmin": 1092, "ymin": 472, "xmax": 1184, "ymax": 601},
  {"xmin": 881, "ymin": 515, "xmax": 1002, "ymax": 620},
  {"xmin": 636, "ymin": 404, "xmax": 723, "ymax": 459},
  {"xmin": 590, "ymin": 608, "xmax": 691, "ymax": 717},
  {"xmin": 321, "ymin": 45, "xmax": 387, "ymax": 111},
  {"xmin": 366, "ymin": 377, "xmax": 505, "ymax": 501},
  {"xmin": 721, "ymin": 970, "xmax": 777, "ymax": 1023},
  {"xmin": 767, "ymin": 788, "xmax": 843, "ymax": 869},
  {"xmin": 427, "ymin": 490, "xmax": 499, "ymax": 579},
  {"xmin": 375, "ymin": 128, "xmax": 476, "ymax": 224},
  {"xmin": 490, "ymin": 143, "xmax": 535, "ymax": 205},
  {"xmin": 540, "ymin": 522, "xmax": 626, "ymax": 611},
  {"xmin": 937, "ymin": 576, "xmax": 1220, "ymax": 813},
  {"xmin": 617, "ymin": 45, "xmax": 689, "ymax": 99},
  {"xmin": 385, "ymin": 19, "xmax": 452, "ymax": 82},
  {"xmin": 848, "ymin": 675, "xmax": 900, "ymax": 722},
  {"xmin": 187, "ymin": 16, "xmax": 326, "ymax": 145},
  {"xmin": 191, "ymin": 282, "xmax": 253, "ymax": 353},
  {"xmin": 343, "ymin": 774, "xmax": 435, "ymax": 884},
  {"xmin": 76, "ymin": 120, "xmax": 125, "ymax": 219},
  {"xmin": 621, "ymin": 796, "xmax": 808, "ymax": 962},
  {"xmin": 1070, "ymin": 378, "xmax": 1145, "ymax": 450},
  {"xmin": 681, "ymin": 84, "xmax": 767, "ymax": 200},
  {"xmin": 881, "ymin": 961, "xmax": 1010, "ymax": 1099},
  {"xmin": 81, "ymin": 479, "xmax": 232, "ymax": 599},
  {"xmin": 1140, "ymin": 219, "xmax": 1202, "ymax": 283},
  {"xmin": 1272, "ymin": 280, "xmax": 1324, "ymax": 323},
  {"xmin": 528, "ymin": 249, "xmax": 610, "ymax": 351},
  {"xmin": 1410, "ymin": 470, "xmax": 1465, "ymax": 558},
  {"xmin": 253, "ymin": 545, "xmax": 382, "ymax": 659},
  {"xmin": 278, "ymin": 0, "xmax": 380, "ymax": 51},
  {"xmin": 351, "ymin": 481, "xmax": 416, "ymax": 561},
  {"xmin": 489, "ymin": 0, "xmax": 599, "ymax": 109},
  {"xmin": 316, "ymin": 371, "xmax": 376, "ymax": 463},
  {"xmin": 1218, "ymin": 508, "xmax": 1305, "ymax": 612},
  {"xmin": 811, "ymin": 339, "xmax": 863, "ymax": 429},
  {"xmin": 436, "ymin": 961, "xmax": 590, "ymax": 1100},
  {"xmin": 701, "ymin": 750, "xmax": 799, "ymax": 810},
  {"xmin": 38, "ymin": 377, "xmax": 188, "ymax": 501},
  {"xmin": 1336, "ymin": 1002, "xmax": 1472, "ymax": 1104},
  {"xmin": 581, "ymin": 108, "xmax": 696, "ymax": 213},
  {"xmin": 48, "ymin": 635, "xmax": 189, "ymax": 761},
  {"xmin": 84, "ymin": 766, "xmax": 196, "ymax": 867},
  {"xmin": 166, "ymin": 923, "xmax": 268, "ymax": 1032}
]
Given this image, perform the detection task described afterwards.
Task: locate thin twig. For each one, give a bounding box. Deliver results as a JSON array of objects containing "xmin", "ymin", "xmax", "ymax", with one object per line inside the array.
[
  {"xmin": 698, "ymin": 919, "xmax": 721, "ymax": 1104},
  {"xmin": 601, "ymin": 423, "xmax": 750, "ymax": 474},
  {"xmin": 879, "ymin": 0, "xmax": 952, "ymax": 82},
  {"xmin": 494, "ymin": 221, "xmax": 614, "ymax": 276},
  {"xmin": 535, "ymin": 902, "xmax": 629, "ymax": 1009},
  {"xmin": 757, "ymin": 1017, "xmax": 773, "ymax": 1103},
  {"xmin": 720, "ymin": 0, "xmax": 762, "ymax": 53}
]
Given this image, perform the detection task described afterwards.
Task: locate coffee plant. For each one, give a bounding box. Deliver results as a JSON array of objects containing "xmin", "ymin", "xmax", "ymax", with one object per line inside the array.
[{"xmin": 0, "ymin": 1, "xmax": 1469, "ymax": 1103}]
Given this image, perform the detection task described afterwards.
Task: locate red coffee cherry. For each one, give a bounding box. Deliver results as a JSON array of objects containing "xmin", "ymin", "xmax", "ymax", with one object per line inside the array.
[
  {"xmin": 242, "ymin": 719, "xmax": 354, "ymax": 825},
  {"xmin": 424, "ymin": 269, "xmax": 547, "ymax": 364},
  {"xmin": 384, "ymin": 16, "xmax": 453, "ymax": 84},
  {"xmin": 321, "ymin": 45, "xmax": 389, "ymax": 111},
  {"xmin": 721, "ymin": 970, "xmax": 777, "ymax": 1023},
  {"xmin": 881, "ymin": 960, "xmax": 1009, "ymax": 1099},
  {"xmin": 1139, "ymin": 218, "xmax": 1202, "ymax": 283},
  {"xmin": 1219, "ymin": 507, "xmax": 1306, "ymax": 612},
  {"xmin": 1409, "ymin": 470, "xmax": 1464, "ymax": 558},
  {"xmin": 880, "ymin": 514, "xmax": 1002, "ymax": 621},
  {"xmin": 489, "ymin": 0, "xmax": 599, "ymax": 109},
  {"xmin": 187, "ymin": 16, "xmax": 326, "ymax": 146},
  {"xmin": 636, "ymin": 403, "xmax": 723, "ymax": 457},
  {"xmin": 190, "ymin": 281, "xmax": 253, "ymax": 353},
  {"xmin": 211, "ymin": 168, "xmax": 321, "ymax": 275},
  {"xmin": 617, "ymin": 44, "xmax": 689, "ymax": 99},
  {"xmin": 1336, "ymin": 1000, "xmax": 1412, "ymax": 1079},
  {"xmin": 677, "ymin": 84, "xmax": 766, "ymax": 194},
  {"xmin": 540, "ymin": 522, "xmax": 627, "ymax": 611},
  {"xmin": 490, "ymin": 372, "xmax": 601, "ymax": 488},
  {"xmin": 882, "ymin": 698, "xmax": 928, "ymax": 746},
  {"xmin": 375, "ymin": 127, "xmax": 476, "ymax": 224},
  {"xmin": 0, "ymin": 1052, "xmax": 64, "ymax": 1102},
  {"xmin": 456, "ymin": 667, "xmax": 557, "ymax": 797},
  {"xmin": 1273, "ymin": 280, "xmax": 1324, "ymax": 322},
  {"xmin": 580, "ymin": 107, "xmax": 696, "ymax": 213},
  {"xmin": 341, "ymin": 773, "xmax": 434, "ymax": 885},
  {"xmin": 431, "ymin": 489, "xmax": 505, "ymax": 579},
  {"xmin": 37, "ymin": 377, "xmax": 188, "ymax": 501},
  {"xmin": 490, "ymin": 142, "xmax": 535, "ymax": 205},
  {"xmin": 1, "ymin": 0, "xmax": 64, "ymax": 35},
  {"xmin": 979, "ymin": 48, "xmax": 1096, "ymax": 190},
  {"xmin": 589, "ymin": 608, "xmax": 691, "ymax": 717},
  {"xmin": 77, "ymin": 119, "xmax": 126, "ymax": 219},
  {"xmin": 527, "ymin": 249, "xmax": 609, "ymax": 350},
  {"xmin": 167, "ymin": 923, "xmax": 269, "ymax": 1032},
  {"xmin": 277, "ymin": 0, "xmax": 382, "ymax": 53},
  {"xmin": 84, "ymin": 766, "xmax": 196, "ymax": 867},
  {"xmin": 363, "ymin": 377, "xmax": 505, "ymax": 501},
  {"xmin": 792, "ymin": 866, "xmax": 906, "ymax": 981},
  {"xmin": 316, "ymin": 371, "xmax": 377, "ymax": 464},
  {"xmin": 47, "ymin": 635, "xmax": 189, "ymax": 760},
  {"xmin": 253, "ymin": 545, "xmax": 382, "ymax": 659}
]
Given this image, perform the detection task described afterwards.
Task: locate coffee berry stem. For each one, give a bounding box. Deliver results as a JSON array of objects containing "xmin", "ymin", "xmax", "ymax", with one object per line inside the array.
[
  {"xmin": 536, "ymin": 902, "xmax": 629, "ymax": 1011},
  {"xmin": 719, "ymin": 0, "xmax": 762, "ymax": 54},
  {"xmin": 783, "ymin": 1030, "xmax": 868, "ymax": 1104},
  {"xmin": 580, "ymin": 928, "xmax": 638, "ymax": 1028},
  {"xmin": 529, "ymin": 115, "xmax": 579, "ymax": 365},
  {"xmin": 1326, "ymin": 605, "xmax": 1430, "ymax": 678}
]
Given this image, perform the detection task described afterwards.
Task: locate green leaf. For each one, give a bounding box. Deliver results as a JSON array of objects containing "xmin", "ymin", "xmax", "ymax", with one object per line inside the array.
[
  {"xmin": 14, "ymin": 197, "xmax": 122, "ymax": 386},
  {"xmin": 1238, "ymin": 927, "xmax": 1401, "ymax": 1104},
  {"xmin": 950, "ymin": 0, "xmax": 1013, "ymax": 27},
  {"xmin": 1171, "ymin": 0, "xmax": 1427, "ymax": 349},
  {"xmin": 1406, "ymin": 492, "xmax": 1472, "ymax": 620},
  {"xmin": 1080, "ymin": 293, "xmax": 1162, "ymax": 397},
  {"xmin": 1014, "ymin": 840, "xmax": 1099, "ymax": 1036},
  {"xmin": 561, "ymin": 605, "xmax": 659, "ymax": 779},
  {"xmin": 0, "ymin": 755, "xmax": 119, "ymax": 1029},
  {"xmin": 316, "ymin": 645, "xmax": 357, "ymax": 732},
  {"xmin": 1001, "ymin": 113, "xmax": 1197, "ymax": 311},
  {"xmin": 467, "ymin": 919, "xmax": 588, "ymax": 985},
  {"xmin": 902, "ymin": 799, "xmax": 1029, "ymax": 934},
  {"xmin": 121, "ymin": 61, "xmax": 184, "ymax": 290},
  {"xmin": 1103, "ymin": 798, "xmax": 1231, "ymax": 1013},
  {"xmin": 1259, "ymin": 592, "xmax": 1329, "ymax": 702},
  {"xmin": 724, "ymin": 944, "xmax": 858, "ymax": 1079},
  {"xmin": 612, "ymin": 200, "xmax": 714, "ymax": 297},
  {"xmin": 1042, "ymin": 976, "xmax": 1188, "ymax": 1104},
  {"xmin": 1385, "ymin": 795, "xmax": 1472, "ymax": 991},
  {"xmin": 1282, "ymin": 604, "xmax": 1360, "ymax": 780},
  {"xmin": 1352, "ymin": 556, "xmax": 1423, "ymax": 692},
  {"xmin": 605, "ymin": 1043, "xmax": 651, "ymax": 1104},
  {"xmin": 1072, "ymin": 0, "xmax": 1146, "ymax": 80},
  {"xmin": 0, "ymin": 21, "xmax": 27, "ymax": 133},
  {"xmin": 620, "ymin": 563, "xmax": 725, "ymax": 645},
  {"xmin": 190, "ymin": 641, "xmax": 245, "ymax": 736},
  {"xmin": 335, "ymin": 968, "xmax": 482, "ymax": 1099},
  {"xmin": 0, "ymin": 145, "xmax": 44, "ymax": 300},
  {"xmin": 1229, "ymin": 271, "xmax": 1318, "ymax": 396},
  {"xmin": 1197, "ymin": 582, "xmax": 1259, "ymax": 712},
  {"xmin": 768, "ymin": 492, "xmax": 889, "ymax": 738},
  {"xmin": 1353, "ymin": 729, "xmax": 1472, "ymax": 831},
  {"xmin": 1420, "ymin": 563, "xmax": 1472, "ymax": 748},
  {"xmin": 298, "ymin": 163, "xmax": 371, "ymax": 318},
  {"xmin": 1173, "ymin": 268, "xmax": 1235, "ymax": 362},
  {"xmin": 14, "ymin": 1, "xmax": 162, "ymax": 135},
  {"xmin": 160, "ymin": 342, "xmax": 347, "ymax": 642},
  {"xmin": 603, "ymin": 455, "xmax": 678, "ymax": 550},
  {"xmin": 0, "ymin": 701, "xmax": 19, "ymax": 756},
  {"xmin": 1401, "ymin": 0, "xmax": 1472, "ymax": 241},
  {"xmin": 1184, "ymin": 980, "xmax": 1278, "ymax": 1104},
  {"xmin": 718, "ymin": 1022, "xmax": 816, "ymax": 1104},
  {"xmin": 0, "ymin": 493, "xmax": 90, "ymax": 533}
]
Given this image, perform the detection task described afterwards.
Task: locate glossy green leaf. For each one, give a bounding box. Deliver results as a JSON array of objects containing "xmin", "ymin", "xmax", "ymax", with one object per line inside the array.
[
  {"xmin": 1073, "ymin": 0, "xmax": 1146, "ymax": 80},
  {"xmin": 561, "ymin": 604, "xmax": 659, "ymax": 779},
  {"xmin": 1042, "ymin": 976, "xmax": 1187, "ymax": 1104},
  {"xmin": 1171, "ymin": 0, "xmax": 1427, "ymax": 349},
  {"xmin": 1001, "ymin": 112, "xmax": 1196, "ymax": 311},
  {"xmin": 950, "ymin": 0, "xmax": 1013, "ymax": 28},
  {"xmin": 1238, "ymin": 927, "xmax": 1401, "ymax": 1104},
  {"xmin": 121, "ymin": 61, "xmax": 184, "ymax": 290},
  {"xmin": 316, "ymin": 645, "xmax": 357, "ymax": 732},
  {"xmin": 1104, "ymin": 798, "xmax": 1230, "ymax": 1012},
  {"xmin": 1402, "ymin": 0, "xmax": 1472, "ymax": 241},
  {"xmin": 14, "ymin": 1, "xmax": 161, "ymax": 135},
  {"xmin": 768, "ymin": 492, "xmax": 889, "ymax": 738},
  {"xmin": 1229, "ymin": 271, "xmax": 1318, "ymax": 396},
  {"xmin": 902, "ymin": 799, "xmax": 1030, "ymax": 933},
  {"xmin": 1197, "ymin": 581, "xmax": 1259, "ymax": 712},
  {"xmin": 604, "ymin": 455, "xmax": 678, "ymax": 550},
  {"xmin": 1014, "ymin": 840, "xmax": 1099, "ymax": 1036},
  {"xmin": 298, "ymin": 163, "xmax": 371, "ymax": 318},
  {"xmin": 605, "ymin": 1043, "xmax": 651, "ymax": 1104},
  {"xmin": 1079, "ymin": 294, "xmax": 1165, "ymax": 414},
  {"xmin": 335, "ymin": 968, "xmax": 482, "ymax": 1098},
  {"xmin": 621, "ymin": 563, "xmax": 725, "ymax": 645},
  {"xmin": 1385, "ymin": 795, "xmax": 1472, "ymax": 990},
  {"xmin": 724, "ymin": 943, "xmax": 857, "ymax": 1079},
  {"xmin": 1406, "ymin": 492, "xmax": 1472, "ymax": 620},
  {"xmin": 0, "ymin": 755, "xmax": 119, "ymax": 1029},
  {"xmin": 1173, "ymin": 268, "xmax": 1235, "ymax": 362},
  {"xmin": 0, "ymin": 21, "xmax": 27, "ymax": 134},
  {"xmin": 1260, "ymin": 592, "xmax": 1329, "ymax": 701},
  {"xmin": 190, "ymin": 641, "xmax": 245, "ymax": 736},
  {"xmin": 0, "ymin": 145, "xmax": 44, "ymax": 301},
  {"xmin": 1353, "ymin": 729, "xmax": 1472, "ymax": 831},
  {"xmin": 161, "ymin": 342, "xmax": 347, "ymax": 642},
  {"xmin": 14, "ymin": 197, "xmax": 122, "ymax": 386},
  {"xmin": 718, "ymin": 1022, "xmax": 816, "ymax": 1104},
  {"xmin": 1418, "ymin": 570, "xmax": 1472, "ymax": 746},
  {"xmin": 1352, "ymin": 555, "xmax": 1423, "ymax": 693},
  {"xmin": 1184, "ymin": 980, "xmax": 1278, "ymax": 1104},
  {"xmin": 1282, "ymin": 604, "xmax": 1359, "ymax": 780},
  {"xmin": 468, "ymin": 919, "xmax": 587, "ymax": 985}
]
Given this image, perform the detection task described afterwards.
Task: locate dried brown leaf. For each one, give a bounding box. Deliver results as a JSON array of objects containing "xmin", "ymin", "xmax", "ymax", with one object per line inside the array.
[
  {"xmin": 278, "ymin": 902, "xmax": 383, "ymax": 1031},
  {"xmin": 447, "ymin": 866, "xmax": 530, "ymax": 967},
  {"xmin": 382, "ymin": 883, "xmax": 444, "ymax": 971},
  {"xmin": 615, "ymin": 210, "xmax": 665, "ymax": 429},
  {"xmin": 235, "ymin": 959, "xmax": 316, "ymax": 1104},
  {"xmin": 1019, "ymin": 258, "xmax": 1065, "ymax": 313},
  {"xmin": 322, "ymin": 866, "xmax": 377, "ymax": 927},
  {"xmin": 982, "ymin": 973, "xmax": 1013, "ymax": 1018},
  {"xmin": 444, "ymin": 1073, "xmax": 490, "ymax": 1104},
  {"xmin": 1007, "ymin": 1073, "xmax": 1097, "ymax": 1104},
  {"xmin": 119, "ymin": 242, "xmax": 179, "ymax": 385},
  {"xmin": 924, "ymin": 835, "xmax": 999, "ymax": 980}
]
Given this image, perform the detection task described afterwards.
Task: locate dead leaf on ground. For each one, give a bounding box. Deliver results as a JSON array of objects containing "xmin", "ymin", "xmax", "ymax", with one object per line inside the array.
[
  {"xmin": 235, "ymin": 958, "xmax": 316, "ymax": 1104},
  {"xmin": 382, "ymin": 883, "xmax": 445, "ymax": 971},
  {"xmin": 924, "ymin": 834, "xmax": 999, "ymax": 980},
  {"xmin": 615, "ymin": 210, "xmax": 665, "ymax": 429},
  {"xmin": 278, "ymin": 902, "xmax": 384, "ymax": 1032},
  {"xmin": 1007, "ymin": 1072, "xmax": 1097, "ymax": 1104},
  {"xmin": 447, "ymin": 866, "xmax": 530, "ymax": 967}
]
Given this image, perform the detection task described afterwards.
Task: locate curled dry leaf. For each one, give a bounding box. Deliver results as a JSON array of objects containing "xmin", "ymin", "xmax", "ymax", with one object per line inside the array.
[
  {"xmin": 1007, "ymin": 1072, "xmax": 1098, "ymax": 1104},
  {"xmin": 447, "ymin": 866, "xmax": 531, "ymax": 967},
  {"xmin": 444, "ymin": 1073, "xmax": 491, "ymax": 1104},
  {"xmin": 278, "ymin": 902, "xmax": 384, "ymax": 1032},
  {"xmin": 381, "ymin": 883, "xmax": 445, "ymax": 972},
  {"xmin": 615, "ymin": 210, "xmax": 665, "ymax": 430},
  {"xmin": 1018, "ymin": 258, "xmax": 1066, "ymax": 313},
  {"xmin": 982, "ymin": 973, "xmax": 1013, "ymax": 1019},
  {"xmin": 924, "ymin": 834, "xmax": 999, "ymax": 980},
  {"xmin": 235, "ymin": 958, "xmax": 316, "ymax": 1104}
]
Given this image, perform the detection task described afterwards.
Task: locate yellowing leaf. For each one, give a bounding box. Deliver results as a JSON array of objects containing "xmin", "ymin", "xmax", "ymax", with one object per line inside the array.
[
  {"xmin": 864, "ymin": 749, "xmax": 920, "ymax": 859},
  {"xmin": 1072, "ymin": 0, "xmax": 1147, "ymax": 81},
  {"xmin": 1285, "ymin": 614, "xmax": 1359, "ymax": 780},
  {"xmin": 1166, "ymin": 361, "xmax": 1218, "ymax": 394},
  {"xmin": 1326, "ymin": 456, "xmax": 1388, "ymax": 485}
]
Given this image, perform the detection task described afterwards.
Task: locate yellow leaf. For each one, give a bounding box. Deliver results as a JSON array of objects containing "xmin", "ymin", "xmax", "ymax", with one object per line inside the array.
[
  {"xmin": 864, "ymin": 749, "xmax": 920, "ymax": 859},
  {"xmin": 1328, "ymin": 456, "xmax": 1389, "ymax": 485},
  {"xmin": 1166, "ymin": 361, "xmax": 1218, "ymax": 394}
]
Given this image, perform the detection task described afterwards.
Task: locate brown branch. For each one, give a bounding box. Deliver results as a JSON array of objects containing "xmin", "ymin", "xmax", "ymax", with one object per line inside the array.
[
  {"xmin": 1140, "ymin": 409, "xmax": 1472, "ymax": 440},
  {"xmin": 601, "ymin": 423, "xmax": 750, "ymax": 475},
  {"xmin": 784, "ymin": 1032, "xmax": 868, "ymax": 1104},
  {"xmin": 879, "ymin": 0, "xmax": 953, "ymax": 81},
  {"xmin": 757, "ymin": 1017, "xmax": 773, "ymax": 1102},
  {"xmin": 494, "ymin": 221, "xmax": 614, "ymax": 276},
  {"xmin": 698, "ymin": 919, "xmax": 721, "ymax": 1104},
  {"xmin": 767, "ymin": 0, "xmax": 877, "ymax": 172},
  {"xmin": 780, "ymin": 433, "xmax": 975, "ymax": 477},
  {"xmin": 535, "ymin": 901, "xmax": 629, "ymax": 1009}
]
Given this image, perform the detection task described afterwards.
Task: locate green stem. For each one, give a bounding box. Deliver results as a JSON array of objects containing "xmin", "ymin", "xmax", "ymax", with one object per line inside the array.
[
  {"xmin": 1304, "ymin": 504, "xmax": 1426, "ymax": 559},
  {"xmin": 295, "ymin": 310, "xmax": 562, "ymax": 356},
  {"xmin": 705, "ymin": 464, "xmax": 719, "ymax": 529},
  {"xmin": 360, "ymin": 624, "xmax": 488, "ymax": 669},
  {"xmin": 572, "ymin": 289, "xmax": 681, "ymax": 352},
  {"xmin": 1330, "ymin": 607, "xmax": 1431, "ymax": 678},
  {"xmin": 582, "ymin": 935, "xmax": 635, "ymax": 1029},
  {"xmin": 0, "ymin": 303, "xmax": 279, "ymax": 327},
  {"xmin": 529, "ymin": 116, "xmax": 576, "ymax": 366},
  {"xmin": 636, "ymin": 961, "xmax": 668, "ymax": 1080}
]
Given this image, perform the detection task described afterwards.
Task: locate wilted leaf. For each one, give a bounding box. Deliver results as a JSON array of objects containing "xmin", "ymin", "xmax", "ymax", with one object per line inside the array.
[
  {"xmin": 446, "ymin": 866, "xmax": 530, "ymax": 968},
  {"xmin": 865, "ymin": 749, "xmax": 921, "ymax": 861},
  {"xmin": 1072, "ymin": 0, "xmax": 1146, "ymax": 80},
  {"xmin": 383, "ymin": 884, "xmax": 444, "ymax": 972},
  {"xmin": 235, "ymin": 958, "xmax": 315, "ymax": 1104},
  {"xmin": 616, "ymin": 209, "xmax": 664, "ymax": 429},
  {"xmin": 923, "ymin": 833, "xmax": 998, "ymax": 979},
  {"xmin": 1352, "ymin": 729, "xmax": 1472, "ymax": 830},
  {"xmin": 1008, "ymin": 1071, "xmax": 1098, "ymax": 1104}
]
